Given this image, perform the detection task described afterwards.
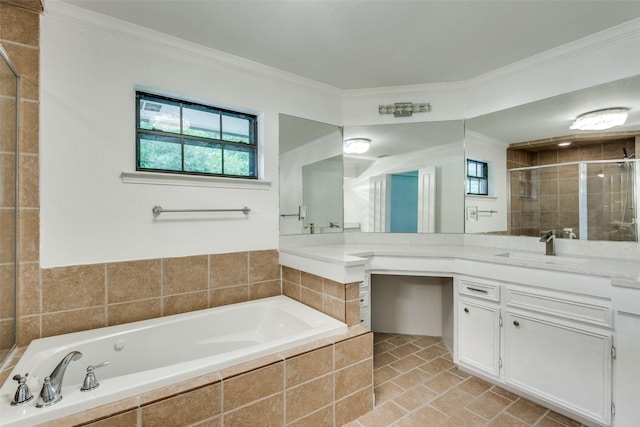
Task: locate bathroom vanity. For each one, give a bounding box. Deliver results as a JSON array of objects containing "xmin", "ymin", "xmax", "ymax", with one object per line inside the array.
[{"xmin": 279, "ymin": 234, "xmax": 640, "ymax": 427}]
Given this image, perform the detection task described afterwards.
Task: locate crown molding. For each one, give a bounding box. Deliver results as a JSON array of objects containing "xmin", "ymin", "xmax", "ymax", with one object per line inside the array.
[
  {"xmin": 343, "ymin": 80, "xmax": 466, "ymax": 99},
  {"xmin": 44, "ymin": 1, "xmax": 343, "ymax": 97},
  {"xmin": 466, "ymin": 16, "xmax": 640, "ymax": 89}
]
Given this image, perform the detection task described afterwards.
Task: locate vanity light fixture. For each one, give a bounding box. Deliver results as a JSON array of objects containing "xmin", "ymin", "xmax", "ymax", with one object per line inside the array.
[
  {"xmin": 570, "ymin": 108, "xmax": 629, "ymax": 131},
  {"xmin": 378, "ymin": 102, "xmax": 431, "ymax": 117},
  {"xmin": 343, "ymin": 138, "xmax": 371, "ymax": 154}
]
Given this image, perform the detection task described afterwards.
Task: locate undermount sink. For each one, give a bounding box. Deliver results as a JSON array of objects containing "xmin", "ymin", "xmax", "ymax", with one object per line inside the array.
[{"xmin": 495, "ymin": 252, "xmax": 588, "ymax": 266}]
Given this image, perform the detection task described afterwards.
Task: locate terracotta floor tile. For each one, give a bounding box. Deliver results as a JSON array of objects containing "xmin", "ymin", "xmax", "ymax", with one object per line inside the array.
[
  {"xmin": 394, "ymin": 405, "xmax": 448, "ymax": 427},
  {"xmin": 439, "ymin": 408, "xmax": 487, "ymax": 427},
  {"xmin": 411, "ymin": 336, "xmax": 442, "ymax": 348},
  {"xmin": 545, "ymin": 411, "xmax": 583, "ymax": 427},
  {"xmin": 392, "ymin": 385, "xmax": 438, "ymax": 412},
  {"xmin": 431, "ymin": 387, "xmax": 474, "ymax": 415},
  {"xmin": 389, "ymin": 354, "xmax": 425, "ymax": 372},
  {"xmin": 467, "ymin": 391, "xmax": 512, "ymax": 420},
  {"xmin": 374, "ymin": 381, "xmax": 405, "ymax": 405},
  {"xmin": 424, "ymin": 371, "xmax": 465, "ymax": 394},
  {"xmin": 388, "ymin": 342, "xmax": 421, "ymax": 359},
  {"xmin": 374, "ymin": 365, "xmax": 400, "ymax": 386},
  {"xmin": 487, "ymin": 413, "xmax": 530, "ymax": 427},
  {"xmin": 506, "ymin": 398, "xmax": 548, "ymax": 424},
  {"xmin": 356, "ymin": 401, "xmax": 406, "ymax": 427},
  {"xmin": 390, "ymin": 367, "xmax": 431, "ymax": 389},
  {"xmin": 374, "ymin": 352, "xmax": 398, "ymax": 368},
  {"xmin": 457, "ymin": 377, "xmax": 493, "ymax": 397}
]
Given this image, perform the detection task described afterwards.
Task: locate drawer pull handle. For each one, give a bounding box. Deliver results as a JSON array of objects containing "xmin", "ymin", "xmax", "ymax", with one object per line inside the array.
[
  {"xmin": 467, "ymin": 286, "xmax": 488, "ymax": 294},
  {"xmin": 513, "ymin": 320, "xmax": 520, "ymax": 327},
  {"xmin": 464, "ymin": 308, "xmax": 469, "ymax": 313}
]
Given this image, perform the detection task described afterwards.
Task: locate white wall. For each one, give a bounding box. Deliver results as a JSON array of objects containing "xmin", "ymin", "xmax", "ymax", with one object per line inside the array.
[
  {"xmin": 40, "ymin": 3, "xmax": 342, "ymax": 267},
  {"xmin": 464, "ymin": 131, "xmax": 509, "ymax": 233}
]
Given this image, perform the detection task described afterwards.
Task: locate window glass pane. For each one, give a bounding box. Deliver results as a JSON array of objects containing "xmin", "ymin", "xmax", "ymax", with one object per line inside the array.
[
  {"xmin": 184, "ymin": 139, "xmax": 222, "ymax": 174},
  {"xmin": 183, "ymin": 104, "xmax": 220, "ymax": 139},
  {"xmin": 138, "ymin": 133, "xmax": 182, "ymax": 171},
  {"xmin": 467, "ymin": 160, "xmax": 477, "ymax": 177},
  {"xmin": 224, "ymin": 145, "xmax": 255, "ymax": 176},
  {"xmin": 139, "ymin": 96, "xmax": 183, "ymax": 134},
  {"xmin": 222, "ymin": 114, "xmax": 251, "ymax": 144}
]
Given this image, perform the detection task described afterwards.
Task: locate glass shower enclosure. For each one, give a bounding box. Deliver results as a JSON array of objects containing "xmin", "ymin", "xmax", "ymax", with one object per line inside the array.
[{"xmin": 509, "ymin": 159, "xmax": 638, "ymax": 242}]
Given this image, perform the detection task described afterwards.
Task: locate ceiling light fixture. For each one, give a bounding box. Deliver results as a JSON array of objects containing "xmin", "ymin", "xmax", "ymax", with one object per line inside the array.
[
  {"xmin": 558, "ymin": 141, "xmax": 572, "ymax": 147},
  {"xmin": 570, "ymin": 108, "xmax": 629, "ymax": 131},
  {"xmin": 378, "ymin": 102, "xmax": 431, "ymax": 117},
  {"xmin": 343, "ymin": 138, "xmax": 371, "ymax": 154}
]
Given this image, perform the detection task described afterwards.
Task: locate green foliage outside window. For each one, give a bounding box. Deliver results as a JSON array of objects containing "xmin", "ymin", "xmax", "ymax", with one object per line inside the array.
[{"xmin": 136, "ymin": 92, "xmax": 257, "ymax": 178}]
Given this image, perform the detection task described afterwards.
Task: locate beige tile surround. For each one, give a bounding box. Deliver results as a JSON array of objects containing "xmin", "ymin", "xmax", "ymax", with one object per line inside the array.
[{"xmin": 31, "ymin": 328, "xmax": 373, "ymax": 427}]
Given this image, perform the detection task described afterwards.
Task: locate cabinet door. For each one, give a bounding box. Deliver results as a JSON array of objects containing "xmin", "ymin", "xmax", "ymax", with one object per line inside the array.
[
  {"xmin": 458, "ymin": 299, "xmax": 501, "ymax": 377},
  {"xmin": 505, "ymin": 312, "xmax": 611, "ymax": 426}
]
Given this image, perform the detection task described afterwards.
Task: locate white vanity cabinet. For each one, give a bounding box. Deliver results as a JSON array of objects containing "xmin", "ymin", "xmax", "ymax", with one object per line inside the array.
[{"xmin": 454, "ymin": 276, "xmax": 502, "ymax": 379}]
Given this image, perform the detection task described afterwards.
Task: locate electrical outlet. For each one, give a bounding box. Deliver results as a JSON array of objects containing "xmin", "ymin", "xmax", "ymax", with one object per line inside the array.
[{"xmin": 466, "ymin": 206, "xmax": 478, "ymax": 222}]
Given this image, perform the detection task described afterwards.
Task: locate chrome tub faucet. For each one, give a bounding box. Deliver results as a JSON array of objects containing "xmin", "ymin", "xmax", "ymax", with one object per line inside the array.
[
  {"xmin": 36, "ymin": 351, "xmax": 82, "ymax": 408},
  {"xmin": 540, "ymin": 230, "xmax": 556, "ymax": 255}
]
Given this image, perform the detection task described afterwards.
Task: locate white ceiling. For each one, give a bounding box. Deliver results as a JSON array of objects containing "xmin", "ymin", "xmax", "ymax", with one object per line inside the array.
[{"xmin": 61, "ymin": 0, "xmax": 640, "ymax": 90}]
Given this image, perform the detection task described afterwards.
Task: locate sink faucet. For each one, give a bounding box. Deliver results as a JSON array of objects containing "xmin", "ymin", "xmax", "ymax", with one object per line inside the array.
[
  {"xmin": 36, "ymin": 351, "xmax": 82, "ymax": 407},
  {"xmin": 539, "ymin": 230, "xmax": 556, "ymax": 255}
]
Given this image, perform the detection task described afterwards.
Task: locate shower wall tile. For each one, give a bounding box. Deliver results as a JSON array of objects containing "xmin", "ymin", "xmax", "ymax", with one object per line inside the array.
[
  {"xmin": 210, "ymin": 251, "xmax": 248, "ymax": 287},
  {"xmin": 42, "ymin": 263, "xmax": 105, "ymax": 312},
  {"xmin": 18, "ymin": 153, "xmax": 38, "ymax": 207},
  {"xmin": 0, "ymin": 210, "xmax": 15, "ymax": 263},
  {"xmin": 42, "ymin": 306, "xmax": 105, "ymax": 337},
  {"xmin": 537, "ymin": 150, "xmax": 558, "ymax": 165},
  {"xmin": 558, "ymin": 147, "xmax": 580, "ymax": 163},
  {"xmin": 2, "ymin": 43, "xmax": 39, "ymax": 101},
  {"xmin": 0, "ymin": 2, "xmax": 39, "ymax": 46},
  {"xmin": 107, "ymin": 259, "xmax": 161, "ymax": 303},
  {"xmin": 579, "ymin": 144, "xmax": 603, "ymax": 160},
  {"xmin": 249, "ymin": 249, "xmax": 280, "ymax": 282},
  {"xmin": 249, "ymin": 279, "xmax": 281, "ymax": 300},
  {"xmin": 0, "ymin": 99, "xmax": 16, "ymax": 150},
  {"xmin": 163, "ymin": 291, "xmax": 208, "ymax": 316},
  {"xmin": 107, "ymin": 299, "xmax": 161, "ymax": 326},
  {"xmin": 17, "ymin": 262, "xmax": 39, "ymax": 316},
  {"xmin": 16, "ymin": 314, "xmax": 39, "ymax": 346},
  {"xmin": 282, "ymin": 266, "xmax": 301, "ymax": 284},
  {"xmin": 19, "ymin": 100, "xmax": 39, "ymax": 154},
  {"xmin": 0, "ymin": 153, "xmax": 15, "ymax": 208},
  {"xmin": 163, "ymin": 255, "xmax": 208, "ymax": 295},
  {"xmin": 17, "ymin": 208, "xmax": 38, "ymax": 262},
  {"xmin": 0, "ymin": 264, "xmax": 14, "ymax": 318},
  {"xmin": 210, "ymin": 284, "xmax": 249, "ymax": 308},
  {"xmin": 301, "ymin": 271, "xmax": 323, "ymax": 293}
]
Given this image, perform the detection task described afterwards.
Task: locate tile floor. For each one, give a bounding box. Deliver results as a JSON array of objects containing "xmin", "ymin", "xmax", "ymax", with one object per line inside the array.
[{"xmin": 346, "ymin": 333, "xmax": 585, "ymax": 427}]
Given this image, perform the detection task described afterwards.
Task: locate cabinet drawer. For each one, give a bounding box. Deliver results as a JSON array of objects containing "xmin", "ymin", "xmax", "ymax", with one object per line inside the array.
[
  {"xmin": 458, "ymin": 277, "xmax": 500, "ymax": 302},
  {"xmin": 506, "ymin": 285, "xmax": 612, "ymax": 328}
]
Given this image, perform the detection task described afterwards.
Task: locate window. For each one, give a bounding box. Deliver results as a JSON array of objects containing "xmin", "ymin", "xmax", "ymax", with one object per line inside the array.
[
  {"xmin": 466, "ymin": 159, "xmax": 488, "ymax": 195},
  {"xmin": 136, "ymin": 92, "xmax": 257, "ymax": 178}
]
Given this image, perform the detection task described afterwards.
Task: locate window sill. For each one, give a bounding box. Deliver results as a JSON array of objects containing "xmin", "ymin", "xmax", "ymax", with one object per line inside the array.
[
  {"xmin": 466, "ymin": 194, "xmax": 498, "ymax": 200},
  {"xmin": 121, "ymin": 171, "xmax": 272, "ymax": 190}
]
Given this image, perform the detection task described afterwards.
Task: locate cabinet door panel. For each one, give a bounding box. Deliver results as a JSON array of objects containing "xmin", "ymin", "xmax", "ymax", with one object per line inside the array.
[
  {"xmin": 505, "ymin": 312, "xmax": 611, "ymax": 425},
  {"xmin": 458, "ymin": 299, "xmax": 500, "ymax": 377}
]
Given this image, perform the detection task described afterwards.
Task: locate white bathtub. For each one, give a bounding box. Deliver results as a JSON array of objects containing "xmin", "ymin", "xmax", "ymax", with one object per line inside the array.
[{"xmin": 0, "ymin": 296, "xmax": 348, "ymax": 426}]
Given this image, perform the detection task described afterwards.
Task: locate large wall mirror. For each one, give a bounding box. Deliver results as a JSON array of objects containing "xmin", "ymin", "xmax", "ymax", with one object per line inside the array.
[
  {"xmin": 0, "ymin": 45, "xmax": 18, "ymax": 364},
  {"xmin": 279, "ymin": 114, "xmax": 344, "ymax": 235},
  {"xmin": 465, "ymin": 74, "xmax": 640, "ymax": 242},
  {"xmin": 343, "ymin": 121, "xmax": 465, "ymax": 233}
]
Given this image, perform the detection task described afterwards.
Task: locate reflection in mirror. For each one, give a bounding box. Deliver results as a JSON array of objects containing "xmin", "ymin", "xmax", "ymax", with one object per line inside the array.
[
  {"xmin": 465, "ymin": 74, "xmax": 640, "ymax": 241},
  {"xmin": 0, "ymin": 45, "xmax": 18, "ymax": 364},
  {"xmin": 343, "ymin": 121, "xmax": 465, "ymax": 233},
  {"xmin": 279, "ymin": 114, "xmax": 343, "ymax": 235}
]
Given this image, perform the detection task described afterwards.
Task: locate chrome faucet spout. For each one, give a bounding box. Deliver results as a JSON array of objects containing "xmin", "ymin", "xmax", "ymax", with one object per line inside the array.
[
  {"xmin": 539, "ymin": 230, "xmax": 556, "ymax": 255},
  {"xmin": 37, "ymin": 350, "xmax": 82, "ymax": 407}
]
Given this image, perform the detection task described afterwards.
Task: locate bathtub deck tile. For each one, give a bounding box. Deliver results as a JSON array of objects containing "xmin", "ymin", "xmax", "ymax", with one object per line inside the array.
[
  {"xmin": 139, "ymin": 372, "xmax": 222, "ymax": 406},
  {"xmin": 73, "ymin": 408, "xmax": 139, "ymax": 427},
  {"xmin": 285, "ymin": 344, "xmax": 333, "ymax": 387},
  {"xmin": 279, "ymin": 338, "xmax": 333, "ymax": 361},
  {"xmin": 223, "ymin": 392, "xmax": 284, "ymax": 427},
  {"xmin": 286, "ymin": 404, "xmax": 333, "ymax": 427},
  {"xmin": 335, "ymin": 332, "xmax": 374, "ymax": 369},
  {"xmin": 219, "ymin": 353, "xmax": 283, "ymax": 381},
  {"xmin": 141, "ymin": 381, "xmax": 221, "ymax": 426},
  {"xmin": 223, "ymin": 362, "xmax": 284, "ymax": 411},
  {"xmin": 285, "ymin": 373, "xmax": 334, "ymax": 422},
  {"xmin": 37, "ymin": 396, "xmax": 141, "ymax": 427}
]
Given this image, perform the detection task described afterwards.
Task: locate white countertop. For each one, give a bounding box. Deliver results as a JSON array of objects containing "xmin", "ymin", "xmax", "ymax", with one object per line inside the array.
[{"xmin": 279, "ymin": 235, "xmax": 640, "ymax": 289}]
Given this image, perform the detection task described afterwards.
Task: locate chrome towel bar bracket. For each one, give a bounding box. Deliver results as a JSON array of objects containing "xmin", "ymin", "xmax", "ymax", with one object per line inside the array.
[{"xmin": 152, "ymin": 205, "xmax": 251, "ymax": 216}]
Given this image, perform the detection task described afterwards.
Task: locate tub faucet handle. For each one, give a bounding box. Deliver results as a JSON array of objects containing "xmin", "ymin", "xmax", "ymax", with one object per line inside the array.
[
  {"xmin": 11, "ymin": 373, "xmax": 33, "ymax": 406},
  {"xmin": 36, "ymin": 376, "xmax": 60, "ymax": 407},
  {"xmin": 81, "ymin": 360, "xmax": 110, "ymax": 392}
]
